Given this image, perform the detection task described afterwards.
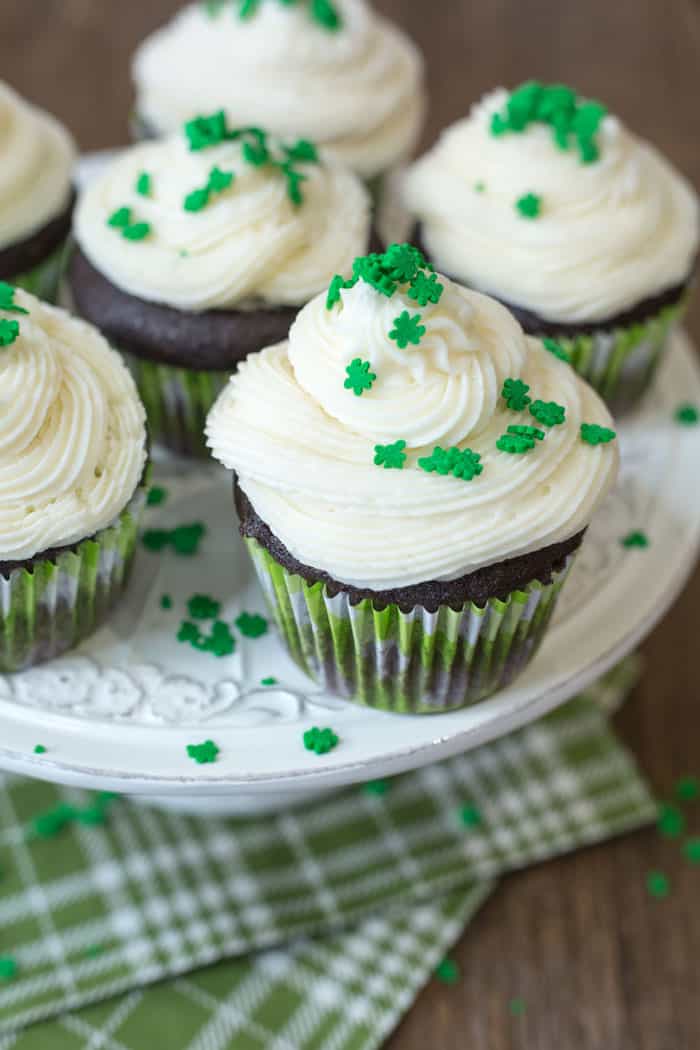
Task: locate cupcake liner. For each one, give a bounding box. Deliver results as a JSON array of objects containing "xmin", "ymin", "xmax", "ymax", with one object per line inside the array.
[
  {"xmin": 0, "ymin": 482, "xmax": 147, "ymax": 673},
  {"xmin": 245, "ymin": 538, "xmax": 576, "ymax": 714},
  {"xmin": 122, "ymin": 350, "xmax": 228, "ymax": 458},
  {"xmin": 536, "ymin": 297, "xmax": 687, "ymax": 413},
  {"xmin": 8, "ymin": 239, "xmax": 69, "ymax": 305}
]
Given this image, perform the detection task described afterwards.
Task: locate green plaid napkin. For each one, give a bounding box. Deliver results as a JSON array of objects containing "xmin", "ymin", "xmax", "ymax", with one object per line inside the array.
[{"xmin": 0, "ymin": 662, "xmax": 655, "ymax": 1050}]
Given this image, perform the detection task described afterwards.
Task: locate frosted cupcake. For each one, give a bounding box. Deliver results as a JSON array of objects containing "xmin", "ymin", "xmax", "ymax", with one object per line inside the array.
[
  {"xmin": 68, "ymin": 120, "xmax": 371, "ymax": 457},
  {"xmin": 131, "ymin": 0, "xmax": 425, "ymax": 200},
  {"xmin": 402, "ymin": 83, "xmax": 699, "ymax": 412},
  {"xmin": 0, "ymin": 287, "xmax": 148, "ymax": 673},
  {"xmin": 207, "ymin": 244, "xmax": 618, "ymax": 713},
  {"xmin": 0, "ymin": 81, "xmax": 76, "ymax": 303}
]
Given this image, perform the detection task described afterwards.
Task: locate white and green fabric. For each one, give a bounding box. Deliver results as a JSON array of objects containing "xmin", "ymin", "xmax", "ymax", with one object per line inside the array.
[{"xmin": 0, "ymin": 661, "xmax": 656, "ymax": 1050}]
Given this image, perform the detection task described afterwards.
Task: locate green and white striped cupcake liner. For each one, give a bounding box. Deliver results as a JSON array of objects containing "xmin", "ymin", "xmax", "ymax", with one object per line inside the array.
[
  {"xmin": 0, "ymin": 482, "xmax": 147, "ymax": 674},
  {"xmin": 246, "ymin": 538, "xmax": 576, "ymax": 714},
  {"xmin": 7, "ymin": 239, "xmax": 69, "ymax": 305},
  {"xmin": 539, "ymin": 298, "xmax": 687, "ymax": 413},
  {"xmin": 122, "ymin": 351, "xmax": 229, "ymax": 459}
]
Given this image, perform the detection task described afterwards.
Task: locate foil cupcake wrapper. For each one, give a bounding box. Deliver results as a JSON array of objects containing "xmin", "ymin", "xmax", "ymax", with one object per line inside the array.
[
  {"xmin": 122, "ymin": 350, "xmax": 228, "ymax": 459},
  {"xmin": 9, "ymin": 239, "xmax": 69, "ymax": 305},
  {"xmin": 245, "ymin": 538, "xmax": 576, "ymax": 714},
  {"xmin": 0, "ymin": 482, "xmax": 148, "ymax": 673},
  {"xmin": 536, "ymin": 298, "xmax": 687, "ymax": 414}
]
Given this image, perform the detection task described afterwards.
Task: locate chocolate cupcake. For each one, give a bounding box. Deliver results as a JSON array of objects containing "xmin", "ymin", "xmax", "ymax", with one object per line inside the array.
[
  {"xmin": 206, "ymin": 245, "xmax": 619, "ymax": 713},
  {"xmin": 131, "ymin": 0, "xmax": 425, "ymax": 204},
  {"xmin": 68, "ymin": 120, "xmax": 372, "ymax": 457},
  {"xmin": 0, "ymin": 81, "xmax": 75, "ymax": 304},
  {"xmin": 402, "ymin": 83, "xmax": 699, "ymax": 412},
  {"xmin": 0, "ymin": 286, "xmax": 148, "ymax": 673}
]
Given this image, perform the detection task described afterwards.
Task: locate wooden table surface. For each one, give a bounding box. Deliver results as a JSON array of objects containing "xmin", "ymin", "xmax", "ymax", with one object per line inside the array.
[{"xmin": 3, "ymin": 2, "xmax": 700, "ymax": 1047}]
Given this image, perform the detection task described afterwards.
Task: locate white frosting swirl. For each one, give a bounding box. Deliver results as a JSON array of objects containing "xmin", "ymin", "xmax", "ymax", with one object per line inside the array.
[
  {"xmin": 0, "ymin": 289, "xmax": 147, "ymax": 562},
  {"xmin": 0, "ymin": 80, "xmax": 75, "ymax": 251},
  {"xmin": 74, "ymin": 132, "xmax": 371, "ymax": 312},
  {"xmin": 206, "ymin": 274, "xmax": 618, "ymax": 589},
  {"xmin": 402, "ymin": 89, "xmax": 699, "ymax": 323},
  {"xmin": 132, "ymin": 0, "xmax": 425, "ymax": 179}
]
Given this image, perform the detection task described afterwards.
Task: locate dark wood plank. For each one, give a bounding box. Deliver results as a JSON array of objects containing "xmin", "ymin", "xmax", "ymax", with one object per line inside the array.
[{"xmin": 1, "ymin": 2, "xmax": 700, "ymax": 1047}]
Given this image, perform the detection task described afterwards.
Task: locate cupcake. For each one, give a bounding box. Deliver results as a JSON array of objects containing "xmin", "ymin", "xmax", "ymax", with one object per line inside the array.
[
  {"xmin": 0, "ymin": 81, "xmax": 76, "ymax": 304},
  {"xmin": 67, "ymin": 120, "xmax": 372, "ymax": 458},
  {"xmin": 402, "ymin": 82, "xmax": 699, "ymax": 412},
  {"xmin": 206, "ymin": 244, "xmax": 618, "ymax": 713},
  {"xmin": 0, "ymin": 286, "xmax": 148, "ymax": 673},
  {"xmin": 131, "ymin": 0, "xmax": 425, "ymax": 202}
]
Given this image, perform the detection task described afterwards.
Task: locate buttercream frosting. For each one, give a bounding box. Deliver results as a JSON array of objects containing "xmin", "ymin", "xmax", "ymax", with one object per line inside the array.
[
  {"xmin": 73, "ymin": 129, "xmax": 371, "ymax": 312},
  {"xmin": 0, "ymin": 288, "xmax": 147, "ymax": 562},
  {"xmin": 402, "ymin": 88, "xmax": 699, "ymax": 323},
  {"xmin": 206, "ymin": 267, "xmax": 618, "ymax": 589},
  {"xmin": 0, "ymin": 80, "xmax": 75, "ymax": 252},
  {"xmin": 132, "ymin": 0, "xmax": 425, "ymax": 179}
]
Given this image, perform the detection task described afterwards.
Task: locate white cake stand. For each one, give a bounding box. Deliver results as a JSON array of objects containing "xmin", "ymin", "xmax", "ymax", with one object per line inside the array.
[{"xmin": 1, "ymin": 333, "xmax": 699, "ymax": 816}]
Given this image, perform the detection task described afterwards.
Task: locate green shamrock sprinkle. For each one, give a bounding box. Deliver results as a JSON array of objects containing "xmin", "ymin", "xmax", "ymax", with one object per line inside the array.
[
  {"xmin": 374, "ymin": 440, "xmax": 407, "ymax": 470},
  {"xmin": 418, "ymin": 446, "xmax": 483, "ymax": 481},
  {"xmin": 581, "ymin": 423, "xmax": 617, "ymax": 445},
  {"xmin": 674, "ymin": 403, "xmax": 699, "ymax": 425},
  {"xmin": 408, "ymin": 270, "xmax": 444, "ymax": 307},
  {"xmin": 389, "ymin": 311, "xmax": 426, "ymax": 349},
  {"xmin": 185, "ymin": 110, "xmax": 228, "ymax": 151},
  {"xmin": 490, "ymin": 81, "xmax": 607, "ymax": 165},
  {"xmin": 683, "ymin": 838, "xmax": 700, "ymax": 864},
  {"xmin": 326, "ymin": 274, "xmax": 349, "ymax": 310},
  {"xmin": 187, "ymin": 594, "xmax": 221, "ymax": 620},
  {"xmin": 160, "ymin": 595, "xmax": 173, "ymax": 610},
  {"xmin": 363, "ymin": 780, "xmax": 391, "ymax": 796},
  {"xmin": 0, "ymin": 319, "xmax": 20, "ymax": 347},
  {"xmin": 204, "ymin": 0, "xmax": 342, "ymax": 30},
  {"xmin": 507, "ymin": 424, "xmax": 545, "ymax": 442},
  {"xmin": 542, "ymin": 337, "xmax": 570, "ymax": 363},
  {"xmin": 186, "ymin": 740, "xmax": 219, "ymax": 765},
  {"xmin": 281, "ymin": 164, "xmax": 308, "ymax": 206},
  {"xmin": 675, "ymin": 776, "xmax": 700, "ymax": 802},
  {"xmin": 178, "ymin": 619, "xmax": 236, "ymax": 657},
  {"xmin": 0, "ymin": 958, "xmax": 17, "ymax": 982},
  {"xmin": 136, "ymin": 172, "xmax": 152, "ymax": 197},
  {"xmin": 285, "ymin": 139, "xmax": 318, "ymax": 164},
  {"xmin": 310, "ymin": 0, "xmax": 342, "ymax": 29},
  {"xmin": 303, "ymin": 727, "xmax": 339, "ymax": 755},
  {"xmin": 235, "ymin": 612, "xmax": 268, "ymax": 638},
  {"xmin": 384, "ymin": 243, "xmax": 422, "ymax": 283},
  {"xmin": 435, "ymin": 958, "xmax": 460, "ymax": 985},
  {"xmin": 146, "ymin": 486, "xmax": 167, "ymax": 506},
  {"xmin": 459, "ymin": 804, "xmax": 483, "ymax": 828},
  {"xmin": 142, "ymin": 523, "xmax": 207, "ymax": 556},
  {"xmin": 261, "ymin": 676, "xmax": 278, "ymax": 686},
  {"xmin": 0, "ymin": 281, "xmax": 28, "ymax": 314},
  {"xmin": 516, "ymin": 193, "xmax": 542, "ymax": 219},
  {"xmin": 529, "ymin": 400, "xmax": 565, "ymax": 427},
  {"xmin": 646, "ymin": 871, "xmax": 669, "ymax": 899},
  {"xmin": 501, "ymin": 378, "xmax": 531, "ymax": 411},
  {"xmin": 108, "ymin": 206, "xmax": 132, "ymax": 228},
  {"xmin": 208, "ymin": 166, "xmax": 234, "ymax": 193},
  {"xmin": 509, "ymin": 998, "xmax": 527, "ymax": 1017},
  {"xmin": 184, "ymin": 188, "xmax": 211, "ymax": 213},
  {"xmin": 657, "ymin": 803, "xmax": 685, "ymax": 839},
  {"xmin": 122, "ymin": 222, "xmax": 151, "ymax": 242},
  {"xmin": 621, "ymin": 530, "xmax": 649, "ymax": 549},
  {"xmin": 242, "ymin": 138, "xmax": 270, "ymax": 166},
  {"xmin": 497, "ymin": 432, "xmax": 536, "ymax": 454},
  {"xmin": 33, "ymin": 745, "xmax": 47, "ymax": 755},
  {"xmin": 344, "ymin": 358, "xmax": 376, "ymax": 396}
]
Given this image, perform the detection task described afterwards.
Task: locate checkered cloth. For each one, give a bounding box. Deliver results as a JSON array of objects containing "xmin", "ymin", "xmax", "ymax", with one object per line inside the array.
[{"xmin": 0, "ymin": 662, "xmax": 656, "ymax": 1050}]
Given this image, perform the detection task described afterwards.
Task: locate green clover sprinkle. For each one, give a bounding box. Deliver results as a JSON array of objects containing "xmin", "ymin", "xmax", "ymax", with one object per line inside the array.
[
  {"xmin": 657, "ymin": 803, "xmax": 685, "ymax": 839},
  {"xmin": 160, "ymin": 595, "xmax": 173, "ymax": 610},
  {"xmin": 509, "ymin": 998, "xmax": 527, "ymax": 1017},
  {"xmin": 303, "ymin": 727, "xmax": 339, "ymax": 755},
  {"xmin": 185, "ymin": 110, "xmax": 228, "ymax": 151},
  {"xmin": 184, "ymin": 188, "xmax": 211, "ymax": 213},
  {"xmin": 542, "ymin": 337, "xmax": 570, "ymax": 363},
  {"xmin": 408, "ymin": 270, "xmax": 444, "ymax": 307},
  {"xmin": 146, "ymin": 486, "xmax": 167, "ymax": 506},
  {"xmin": 674, "ymin": 403, "xmax": 699, "ymax": 425},
  {"xmin": 108, "ymin": 206, "xmax": 132, "ymax": 228},
  {"xmin": 344, "ymin": 358, "xmax": 376, "ymax": 396},
  {"xmin": 0, "ymin": 319, "xmax": 20, "ymax": 348},
  {"xmin": 310, "ymin": 0, "xmax": 342, "ymax": 29},
  {"xmin": 683, "ymin": 838, "xmax": 700, "ymax": 864},
  {"xmin": 675, "ymin": 776, "xmax": 700, "ymax": 802},
  {"xmin": 581, "ymin": 423, "xmax": 617, "ymax": 445},
  {"xmin": 507, "ymin": 424, "xmax": 545, "ymax": 442},
  {"xmin": 363, "ymin": 780, "xmax": 391, "ymax": 796},
  {"xmin": 235, "ymin": 612, "xmax": 268, "ymax": 638},
  {"xmin": 122, "ymin": 222, "xmax": 151, "ymax": 242},
  {"xmin": 187, "ymin": 594, "xmax": 221, "ymax": 620},
  {"xmin": 435, "ymin": 958, "xmax": 460, "ymax": 985},
  {"xmin": 374, "ymin": 440, "xmax": 407, "ymax": 470},
  {"xmin": 177, "ymin": 621, "xmax": 201, "ymax": 645},
  {"xmin": 501, "ymin": 377, "xmax": 531, "ymax": 411},
  {"xmin": 33, "ymin": 745, "xmax": 47, "ymax": 755},
  {"xmin": 516, "ymin": 192, "xmax": 542, "ymax": 219},
  {"xmin": 326, "ymin": 274, "xmax": 351, "ymax": 310},
  {"xmin": 621, "ymin": 530, "xmax": 649, "ymax": 549},
  {"xmin": 285, "ymin": 139, "xmax": 318, "ymax": 164},
  {"xmin": 0, "ymin": 959, "xmax": 17, "ymax": 982},
  {"xmin": 0, "ymin": 281, "xmax": 28, "ymax": 315},
  {"xmin": 208, "ymin": 166, "xmax": 234, "ymax": 193},
  {"xmin": 389, "ymin": 311, "xmax": 426, "ymax": 349},
  {"xmin": 459, "ymin": 804, "xmax": 483, "ymax": 828},
  {"xmin": 646, "ymin": 871, "xmax": 670, "ymax": 899},
  {"xmin": 490, "ymin": 82, "xmax": 607, "ymax": 165},
  {"xmin": 261, "ymin": 676, "xmax": 278, "ymax": 686},
  {"xmin": 239, "ymin": 0, "xmax": 261, "ymax": 16},
  {"xmin": 204, "ymin": 0, "xmax": 342, "ymax": 30},
  {"xmin": 242, "ymin": 139, "xmax": 270, "ymax": 167},
  {"xmin": 205, "ymin": 622, "xmax": 237, "ymax": 657},
  {"xmin": 281, "ymin": 164, "xmax": 308, "ymax": 207},
  {"xmin": 136, "ymin": 172, "xmax": 152, "ymax": 197},
  {"xmin": 384, "ymin": 243, "xmax": 422, "ymax": 283},
  {"xmin": 418, "ymin": 446, "xmax": 483, "ymax": 481},
  {"xmin": 186, "ymin": 740, "xmax": 219, "ymax": 765},
  {"xmin": 142, "ymin": 522, "xmax": 207, "ymax": 556},
  {"xmin": 529, "ymin": 400, "xmax": 565, "ymax": 427},
  {"xmin": 497, "ymin": 432, "xmax": 536, "ymax": 454}
]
